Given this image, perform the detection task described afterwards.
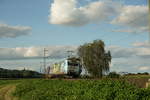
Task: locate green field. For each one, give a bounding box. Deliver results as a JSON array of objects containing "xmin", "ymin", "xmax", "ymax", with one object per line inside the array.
[{"xmin": 0, "ymin": 79, "xmax": 150, "ymax": 100}]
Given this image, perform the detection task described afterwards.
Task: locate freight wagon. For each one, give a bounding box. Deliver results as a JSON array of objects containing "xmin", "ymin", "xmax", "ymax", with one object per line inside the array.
[{"xmin": 49, "ymin": 57, "xmax": 82, "ymax": 78}]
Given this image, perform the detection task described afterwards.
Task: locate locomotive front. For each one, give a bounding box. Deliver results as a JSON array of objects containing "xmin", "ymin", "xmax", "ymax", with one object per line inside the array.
[
  {"xmin": 67, "ymin": 57, "xmax": 82, "ymax": 77},
  {"xmin": 49, "ymin": 57, "xmax": 82, "ymax": 78}
]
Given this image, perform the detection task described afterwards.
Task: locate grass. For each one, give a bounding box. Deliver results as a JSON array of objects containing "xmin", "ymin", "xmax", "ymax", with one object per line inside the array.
[
  {"xmin": 124, "ymin": 75, "xmax": 150, "ymax": 79},
  {"xmin": 12, "ymin": 79, "xmax": 150, "ymax": 100},
  {"xmin": 0, "ymin": 80, "xmax": 23, "ymax": 86},
  {"xmin": 0, "ymin": 80, "xmax": 18, "ymax": 90},
  {"xmin": 0, "ymin": 78, "xmax": 150, "ymax": 100}
]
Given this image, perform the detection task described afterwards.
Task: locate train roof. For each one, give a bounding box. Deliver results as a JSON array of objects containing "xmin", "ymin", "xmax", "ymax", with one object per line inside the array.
[{"xmin": 67, "ymin": 57, "xmax": 80, "ymax": 61}]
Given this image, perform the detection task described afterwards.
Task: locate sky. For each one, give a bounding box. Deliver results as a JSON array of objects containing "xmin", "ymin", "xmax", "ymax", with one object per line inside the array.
[{"xmin": 0, "ymin": 0, "xmax": 149, "ymax": 73}]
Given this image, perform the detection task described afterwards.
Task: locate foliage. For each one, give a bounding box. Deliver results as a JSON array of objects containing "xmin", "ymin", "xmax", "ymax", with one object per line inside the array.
[
  {"xmin": 137, "ymin": 72, "xmax": 149, "ymax": 75},
  {"xmin": 107, "ymin": 72, "xmax": 120, "ymax": 78},
  {"xmin": 136, "ymin": 87, "xmax": 150, "ymax": 100},
  {"xmin": 0, "ymin": 68, "xmax": 43, "ymax": 78},
  {"xmin": 78, "ymin": 40, "xmax": 111, "ymax": 78},
  {"xmin": 13, "ymin": 79, "xmax": 150, "ymax": 100}
]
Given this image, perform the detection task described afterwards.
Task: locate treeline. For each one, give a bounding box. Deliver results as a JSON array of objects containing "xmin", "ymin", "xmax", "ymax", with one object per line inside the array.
[
  {"xmin": 0, "ymin": 68, "xmax": 43, "ymax": 78},
  {"xmin": 126, "ymin": 72, "xmax": 149, "ymax": 76}
]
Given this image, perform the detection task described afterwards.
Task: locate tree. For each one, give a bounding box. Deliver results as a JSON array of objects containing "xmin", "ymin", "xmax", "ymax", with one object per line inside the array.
[
  {"xmin": 0, "ymin": 68, "xmax": 43, "ymax": 78},
  {"xmin": 107, "ymin": 72, "xmax": 120, "ymax": 78},
  {"xmin": 78, "ymin": 40, "xmax": 111, "ymax": 78}
]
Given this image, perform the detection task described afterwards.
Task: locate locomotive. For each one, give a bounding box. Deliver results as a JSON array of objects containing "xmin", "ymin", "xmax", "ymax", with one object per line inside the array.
[{"xmin": 48, "ymin": 57, "xmax": 82, "ymax": 78}]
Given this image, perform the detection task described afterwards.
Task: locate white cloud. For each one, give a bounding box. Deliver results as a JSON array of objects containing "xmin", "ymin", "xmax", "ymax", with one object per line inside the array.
[
  {"xmin": 132, "ymin": 41, "xmax": 150, "ymax": 47},
  {"xmin": 23, "ymin": 47, "xmax": 41, "ymax": 57},
  {"xmin": 111, "ymin": 5, "xmax": 148, "ymax": 33},
  {"xmin": 49, "ymin": 0, "xmax": 121, "ymax": 26},
  {"xmin": 1, "ymin": 44, "xmax": 150, "ymax": 73},
  {"xmin": 138, "ymin": 66, "xmax": 150, "ymax": 71},
  {"xmin": 0, "ymin": 46, "xmax": 77, "ymax": 60},
  {"xmin": 49, "ymin": 0, "xmax": 149, "ymax": 36},
  {"xmin": 108, "ymin": 44, "xmax": 150, "ymax": 73},
  {"xmin": 0, "ymin": 59, "xmax": 41, "ymax": 71},
  {"xmin": 107, "ymin": 46, "xmax": 135, "ymax": 58},
  {"xmin": 0, "ymin": 23, "xmax": 32, "ymax": 38},
  {"xmin": 49, "ymin": 0, "xmax": 148, "ymax": 34},
  {"xmin": 110, "ymin": 57, "xmax": 150, "ymax": 73},
  {"xmin": 108, "ymin": 45, "xmax": 150, "ymax": 58}
]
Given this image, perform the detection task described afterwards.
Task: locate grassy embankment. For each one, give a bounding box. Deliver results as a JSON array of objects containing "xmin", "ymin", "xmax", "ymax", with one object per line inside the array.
[{"xmin": 0, "ymin": 77, "xmax": 150, "ymax": 100}]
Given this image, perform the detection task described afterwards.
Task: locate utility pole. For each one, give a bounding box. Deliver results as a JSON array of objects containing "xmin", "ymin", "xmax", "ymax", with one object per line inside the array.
[
  {"xmin": 43, "ymin": 48, "xmax": 48, "ymax": 74},
  {"xmin": 40, "ymin": 62, "xmax": 42, "ymax": 73}
]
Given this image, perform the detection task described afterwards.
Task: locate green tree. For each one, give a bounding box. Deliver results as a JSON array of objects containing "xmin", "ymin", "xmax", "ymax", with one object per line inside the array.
[
  {"xmin": 78, "ymin": 40, "xmax": 111, "ymax": 78},
  {"xmin": 107, "ymin": 72, "xmax": 120, "ymax": 78}
]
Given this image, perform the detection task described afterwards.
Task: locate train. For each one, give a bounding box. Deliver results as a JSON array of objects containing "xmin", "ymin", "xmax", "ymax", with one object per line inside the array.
[{"xmin": 47, "ymin": 57, "xmax": 82, "ymax": 78}]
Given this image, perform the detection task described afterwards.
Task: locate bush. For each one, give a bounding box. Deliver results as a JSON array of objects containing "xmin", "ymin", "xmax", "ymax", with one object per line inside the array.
[{"xmin": 107, "ymin": 72, "xmax": 120, "ymax": 78}]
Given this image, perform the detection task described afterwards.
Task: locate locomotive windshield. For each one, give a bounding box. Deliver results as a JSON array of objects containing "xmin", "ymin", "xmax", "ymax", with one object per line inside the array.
[
  {"xmin": 68, "ymin": 62, "xmax": 79, "ymax": 66},
  {"xmin": 67, "ymin": 57, "xmax": 80, "ymax": 66}
]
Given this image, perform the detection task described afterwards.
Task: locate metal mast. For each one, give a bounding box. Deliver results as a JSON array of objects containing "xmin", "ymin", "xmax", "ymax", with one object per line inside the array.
[{"xmin": 43, "ymin": 48, "xmax": 48, "ymax": 74}]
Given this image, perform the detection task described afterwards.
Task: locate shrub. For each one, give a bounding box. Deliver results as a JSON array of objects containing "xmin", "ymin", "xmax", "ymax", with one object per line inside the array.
[{"xmin": 107, "ymin": 72, "xmax": 120, "ymax": 78}]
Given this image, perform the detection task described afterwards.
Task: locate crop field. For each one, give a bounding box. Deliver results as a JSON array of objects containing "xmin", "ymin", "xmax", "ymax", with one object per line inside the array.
[
  {"xmin": 0, "ymin": 79, "xmax": 150, "ymax": 100},
  {"xmin": 125, "ymin": 75, "xmax": 150, "ymax": 79}
]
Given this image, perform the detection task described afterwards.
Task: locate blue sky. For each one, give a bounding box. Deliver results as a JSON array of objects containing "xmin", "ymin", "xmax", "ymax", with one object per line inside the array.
[
  {"xmin": 0, "ymin": 0, "xmax": 149, "ymax": 73},
  {"xmin": 0, "ymin": 0, "xmax": 148, "ymax": 47}
]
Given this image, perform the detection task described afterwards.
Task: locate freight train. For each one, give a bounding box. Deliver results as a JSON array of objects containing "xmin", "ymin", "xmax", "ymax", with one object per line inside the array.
[{"xmin": 47, "ymin": 57, "xmax": 82, "ymax": 78}]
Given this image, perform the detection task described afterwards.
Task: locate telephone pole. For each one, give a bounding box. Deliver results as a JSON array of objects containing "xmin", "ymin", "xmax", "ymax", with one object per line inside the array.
[{"xmin": 40, "ymin": 62, "xmax": 42, "ymax": 73}]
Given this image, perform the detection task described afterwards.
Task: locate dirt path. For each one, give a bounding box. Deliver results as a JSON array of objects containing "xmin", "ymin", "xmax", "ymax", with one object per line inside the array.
[{"xmin": 0, "ymin": 84, "xmax": 17, "ymax": 100}]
